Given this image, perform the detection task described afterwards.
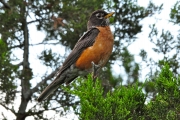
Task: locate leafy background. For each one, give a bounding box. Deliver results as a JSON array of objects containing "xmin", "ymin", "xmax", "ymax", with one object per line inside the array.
[{"xmin": 0, "ymin": 0, "xmax": 179, "ymax": 119}]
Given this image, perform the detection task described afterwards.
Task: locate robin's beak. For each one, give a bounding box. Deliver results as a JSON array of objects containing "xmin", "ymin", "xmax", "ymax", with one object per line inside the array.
[{"xmin": 104, "ymin": 12, "xmax": 115, "ymax": 19}]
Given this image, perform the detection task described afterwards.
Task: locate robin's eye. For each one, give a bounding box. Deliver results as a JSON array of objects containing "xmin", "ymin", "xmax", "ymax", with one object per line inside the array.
[{"xmin": 96, "ymin": 13, "xmax": 103, "ymax": 19}]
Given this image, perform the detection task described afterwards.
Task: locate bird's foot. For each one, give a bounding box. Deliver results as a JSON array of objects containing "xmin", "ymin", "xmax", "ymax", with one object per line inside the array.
[{"xmin": 91, "ymin": 61, "xmax": 101, "ymax": 81}]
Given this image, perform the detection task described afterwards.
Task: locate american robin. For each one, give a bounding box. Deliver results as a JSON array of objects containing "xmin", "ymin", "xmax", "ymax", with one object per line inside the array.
[{"xmin": 38, "ymin": 9, "xmax": 114, "ymax": 102}]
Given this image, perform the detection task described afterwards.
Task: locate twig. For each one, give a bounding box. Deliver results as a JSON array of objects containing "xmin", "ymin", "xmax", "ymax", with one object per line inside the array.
[
  {"xmin": 29, "ymin": 42, "xmax": 59, "ymax": 46},
  {"xmin": 0, "ymin": 0, "xmax": 11, "ymax": 9},
  {"xmin": 0, "ymin": 103, "xmax": 16, "ymax": 115},
  {"xmin": 27, "ymin": 18, "xmax": 49, "ymax": 24},
  {"xmin": 9, "ymin": 44, "xmax": 23, "ymax": 49}
]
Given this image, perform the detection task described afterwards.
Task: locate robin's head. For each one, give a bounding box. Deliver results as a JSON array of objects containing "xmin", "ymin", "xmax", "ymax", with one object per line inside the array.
[{"xmin": 87, "ymin": 10, "xmax": 114, "ymax": 30}]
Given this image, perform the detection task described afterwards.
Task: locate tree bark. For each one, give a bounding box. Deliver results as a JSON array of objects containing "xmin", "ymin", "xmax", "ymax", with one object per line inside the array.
[{"xmin": 16, "ymin": 6, "xmax": 32, "ymax": 120}]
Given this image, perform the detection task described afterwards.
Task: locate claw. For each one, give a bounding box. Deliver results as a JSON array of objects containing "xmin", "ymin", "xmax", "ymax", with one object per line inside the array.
[{"xmin": 91, "ymin": 61, "xmax": 101, "ymax": 81}]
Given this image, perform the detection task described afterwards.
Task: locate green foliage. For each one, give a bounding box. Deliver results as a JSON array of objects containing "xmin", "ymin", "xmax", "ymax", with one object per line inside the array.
[
  {"xmin": 145, "ymin": 64, "xmax": 180, "ymax": 119},
  {"xmin": 0, "ymin": 39, "xmax": 17, "ymax": 104},
  {"xmin": 39, "ymin": 49, "xmax": 60, "ymax": 67},
  {"xmin": 64, "ymin": 64, "xmax": 180, "ymax": 120},
  {"xmin": 170, "ymin": 1, "xmax": 180, "ymax": 24},
  {"xmin": 148, "ymin": 23, "xmax": 180, "ymax": 76},
  {"xmin": 66, "ymin": 75, "xmax": 145, "ymax": 120}
]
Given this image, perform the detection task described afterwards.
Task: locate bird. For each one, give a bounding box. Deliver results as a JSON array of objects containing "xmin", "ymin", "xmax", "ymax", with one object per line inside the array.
[{"xmin": 37, "ymin": 9, "xmax": 114, "ymax": 102}]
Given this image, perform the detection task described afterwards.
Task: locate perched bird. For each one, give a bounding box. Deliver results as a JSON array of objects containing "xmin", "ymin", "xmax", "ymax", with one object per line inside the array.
[{"xmin": 38, "ymin": 9, "xmax": 114, "ymax": 102}]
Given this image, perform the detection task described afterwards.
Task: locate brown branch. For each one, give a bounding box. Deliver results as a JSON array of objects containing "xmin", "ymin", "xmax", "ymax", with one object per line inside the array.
[
  {"xmin": 27, "ymin": 19, "xmax": 41, "ymax": 24},
  {"xmin": 17, "ymin": 5, "xmax": 31, "ymax": 120},
  {"xmin": 29, "ymin": 41, "xmax": 59, "ymax": 46},
  {"xmin": 14, "ymin": 62, "xmax": 23, "ymax": 66},
  {"xmin": 26, "ymin": 110, "xmax": 44, "ymax": 116},
  {"xmin": 9, "ymin": 44, "xmax": 24, "ymax": 49},
  {"xmin": 27, "ymin": 18, "xmax": 49, "ymax": 24},
  {"xmin": 0, "ymin": 0, "xmax": 11, "ymax": 9},
  {"xmin": 0, "ymin": 103, "xmax": 16, "ymax": 115},
  {"xmin": 16, "ymin": 110, "xmax": 45, "ymax": 120}
]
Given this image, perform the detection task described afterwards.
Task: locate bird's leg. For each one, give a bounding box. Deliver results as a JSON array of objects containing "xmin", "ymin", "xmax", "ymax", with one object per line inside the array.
[{"xmin": 91, "ymin": 61, "xmax": 101, "ymax": 81}]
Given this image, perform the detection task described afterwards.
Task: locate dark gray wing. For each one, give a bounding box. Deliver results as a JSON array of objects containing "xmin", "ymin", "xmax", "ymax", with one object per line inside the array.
[{"xmin": 56, "ymin": 27, "xmax": 100, "ymax": 76}]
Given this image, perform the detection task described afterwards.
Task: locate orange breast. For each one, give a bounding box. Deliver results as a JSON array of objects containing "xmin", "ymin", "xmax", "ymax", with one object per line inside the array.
[{"xmin": 75, "ymin": 26, "xmax": 114, "ymax": 70}]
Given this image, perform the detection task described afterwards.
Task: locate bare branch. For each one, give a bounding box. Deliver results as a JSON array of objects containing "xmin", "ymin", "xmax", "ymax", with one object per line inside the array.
[
  {"xmin": 0, "ymin": 103, "xmax": 16, "ymax": 115},
  {"xmin": 15, "ymin": 62, "xmax": 23, "ymax": 66},
  {"xmin": 9, "ymin": 44, "xmax": 23, "ymax": 49},
  {"xmin": 27, "ymin": 18, "xmax": 49, "ymax": 24},
  {"xmin": 27, "ymin": 110, "xmax": 44, "ymax": 116},
  {"xmin": 27, "ymin": 19, "xmax": 41, "ymax": 24},
  {"xmin": 29, "ymin": 42, "xmax": 59, "ymax": 46},
  {"xmin": 0, "ymin": 0, "xmax": 11, "ymax": 9}
]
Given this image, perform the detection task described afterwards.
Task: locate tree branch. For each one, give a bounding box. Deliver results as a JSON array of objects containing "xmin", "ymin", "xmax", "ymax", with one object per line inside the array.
[
  {"xmin": 9, "ymin": 44, "xmax": 24, "ymax": 49},
  {"xmin": 27, "ymin": 19, "xmax": 41, "ymax": 24},
  {"xmin": 0, "ymin": 0, "xmax": 11, "ymax": 9},
  {"xmin": 13, "ymin": 62, "xmax": 23, "ymax": 67},
  {"xmin": 26, "ymin": 110, "xmax": 44, "ymax": 116},
  {"xmin": 29, "ymin": 42, "xmax": 59, "ymax": 46},
  {"xmin": 0, "ymin": 103, "xmax": 16, "ymax": 115},
  {"xmin": 27, "ymin": 18, "xmax": 49, "ymax": 24},
  {"xmin": 17, "ymin": 5, "xmax": 32, "ymax": 120}
]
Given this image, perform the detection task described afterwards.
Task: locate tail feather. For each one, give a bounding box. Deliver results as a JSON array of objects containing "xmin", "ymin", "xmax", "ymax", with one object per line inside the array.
[
  {"xmin": 37, "ymin": 74, "xmax": 78, "ymax": 102},
  {"xmin": 37, "ymin": 77, "xmax": 64, "ymax": 102}
]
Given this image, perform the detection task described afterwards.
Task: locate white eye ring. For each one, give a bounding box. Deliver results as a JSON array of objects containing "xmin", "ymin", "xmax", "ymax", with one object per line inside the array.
[{"xmin": 96, "ymin": 13, "xmax": 103, "ymax": 19}]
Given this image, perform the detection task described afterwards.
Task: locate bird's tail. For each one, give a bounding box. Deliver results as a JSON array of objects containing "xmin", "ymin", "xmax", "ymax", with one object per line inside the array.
[{"xmin": 37, "ymin": 77, "xmax": 64, "ymax": 102}]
